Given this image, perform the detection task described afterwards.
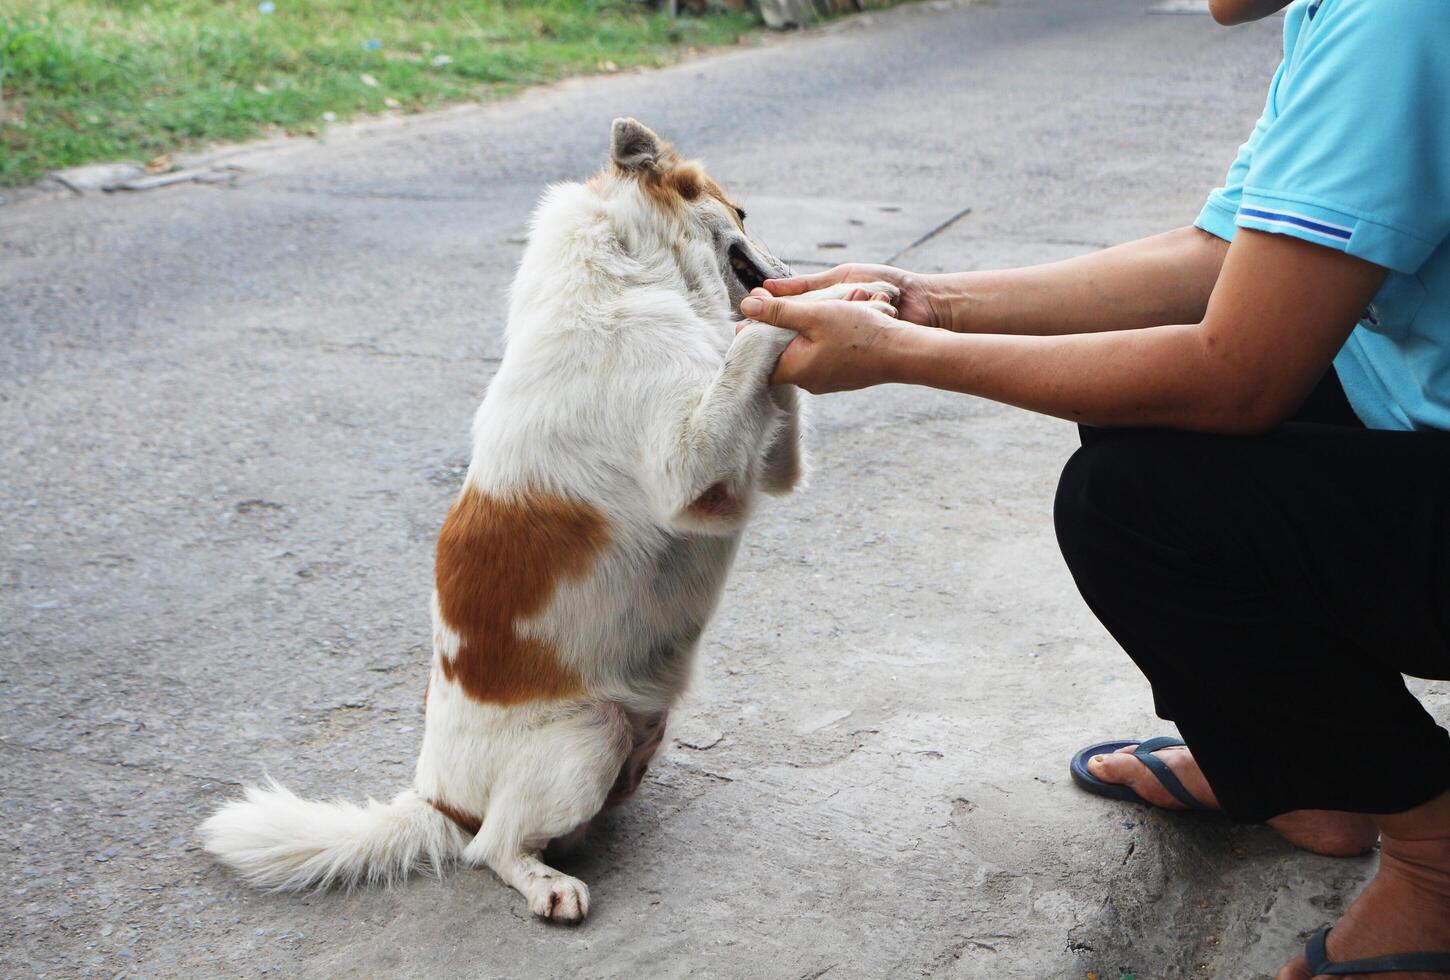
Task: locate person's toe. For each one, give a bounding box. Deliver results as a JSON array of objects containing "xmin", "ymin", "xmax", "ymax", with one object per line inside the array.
[
  {"xmin": 1087, "ymin": 744, "xmax": 1223, "ymax": 810},
  {"xmin": 1085, "ymin": 748, "xmax": 1135, "ymax": 783},
  {"xmin": 1086, "ymin": 747, "xmax": 1184, "ymax": 809},
  {"xmin": 1273, "ymin": 952, "xmax": 1314, "ymax": 980}
]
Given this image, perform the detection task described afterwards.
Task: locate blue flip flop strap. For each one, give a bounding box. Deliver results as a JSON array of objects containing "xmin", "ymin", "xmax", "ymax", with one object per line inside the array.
[
  {"xmin": 1131, "ymin": 737, "xmax": 1214, "ymax": 812},
  {"xmin": 1307, "ymin": 926, "xmax": 1450, "ymax": 975}
]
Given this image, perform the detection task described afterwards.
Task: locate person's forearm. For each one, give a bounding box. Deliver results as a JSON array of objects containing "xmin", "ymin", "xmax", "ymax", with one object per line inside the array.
[
  {"xmin": 928, "ymin": 226, "xmax": 1228, "ymax": 336},
  {"xmin": 754, "ymin": 228, "xmax": 1382, "ymax": 433},
  {"xmin": 884, "ymin": 322, "xmax": 1273, "ymax": 433}
]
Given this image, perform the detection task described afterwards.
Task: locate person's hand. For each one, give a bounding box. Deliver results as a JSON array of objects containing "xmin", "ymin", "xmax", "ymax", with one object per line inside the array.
[
  {"xmin": 762, "ymin": 263, "xmax": 944, "ymax": 330},
  {"xmin": 738, "ymin": 290, "xmax": 920, "ymax": 394}
]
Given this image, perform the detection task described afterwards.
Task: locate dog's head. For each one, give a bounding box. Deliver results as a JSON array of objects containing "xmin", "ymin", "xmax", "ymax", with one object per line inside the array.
[{"xmin": 601, "ymin": 117, "xmax": 790, "ymax": 315}]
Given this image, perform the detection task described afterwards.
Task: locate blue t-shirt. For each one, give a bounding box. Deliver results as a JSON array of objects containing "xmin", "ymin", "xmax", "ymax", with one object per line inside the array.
[{"xmin": 1195, "ymin": 0, "xmax": 1450, "ymax": 431}]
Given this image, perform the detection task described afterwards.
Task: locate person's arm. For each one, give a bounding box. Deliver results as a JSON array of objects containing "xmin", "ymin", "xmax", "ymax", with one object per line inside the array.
[
  {"xmin": 931, "ymin": 226, "xmax": 1228, "ymax": 335},
  {"xmin": 740, "ymin": 229, "xmax": 1386, "ymax": 435},
  {"xmin": 763, "ymin": 226, "xmax": 1229, "ymax": 336}
]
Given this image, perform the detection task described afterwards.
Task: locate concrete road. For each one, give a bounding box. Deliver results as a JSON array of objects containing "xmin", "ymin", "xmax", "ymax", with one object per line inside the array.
[{"xmin": 6, "ymin": 0, "xmax": 1445, "ymax": 976}]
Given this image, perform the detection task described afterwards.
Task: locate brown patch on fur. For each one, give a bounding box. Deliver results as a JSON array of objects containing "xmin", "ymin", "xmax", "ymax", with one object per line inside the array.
[
  {"xmin": 601, "ymin": 125, "xmax": 746, "ymax": 227},
  {"xmin": 668, "ymin": 165, "xmax": 704, "ymax": 202},
  {"xmin": 618, "ymin": 143, "xmax": 744, "ymax": 229},
  {"xmin": 428, "ymin": 797, "xmax": 482, "ymax": 836},
  {"xmin": 686, "ymin": 481, "xmax": 743, "ymax": 522},
  {"xmin": 433, "ymin": 486, "xmax": 609, "ymax": 705}
]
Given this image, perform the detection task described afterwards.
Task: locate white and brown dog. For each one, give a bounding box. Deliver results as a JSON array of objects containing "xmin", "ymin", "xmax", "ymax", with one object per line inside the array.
[{"xmin": 201, "ymin": 119, "xmax": 896, "ymax": 922}]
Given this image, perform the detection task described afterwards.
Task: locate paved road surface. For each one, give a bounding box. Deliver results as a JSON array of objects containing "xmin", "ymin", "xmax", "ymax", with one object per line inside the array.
[{"xmin": 7, "ymin": 1, "xmax": 1442, "ymax": 976}]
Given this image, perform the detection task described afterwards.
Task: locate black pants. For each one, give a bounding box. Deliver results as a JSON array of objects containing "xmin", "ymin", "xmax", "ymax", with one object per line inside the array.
[{"xmin": 1054, "ymin": 371, "xmax": 1450, "ymax": 822}]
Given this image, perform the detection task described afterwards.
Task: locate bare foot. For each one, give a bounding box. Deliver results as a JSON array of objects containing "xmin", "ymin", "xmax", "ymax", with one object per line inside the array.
[
  {"xmin": 1275, "ymin": 836, "xmax": 1450, "ymax": 979},
  {"xmin": 1087, "ymin": 744, "xmax": 1378, "ymax": 857}
]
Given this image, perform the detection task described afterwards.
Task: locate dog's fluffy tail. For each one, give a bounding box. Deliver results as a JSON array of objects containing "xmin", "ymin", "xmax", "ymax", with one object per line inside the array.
[{"xmin": 200, "ymin": 779, "xmax": 468, "ymax": 890}]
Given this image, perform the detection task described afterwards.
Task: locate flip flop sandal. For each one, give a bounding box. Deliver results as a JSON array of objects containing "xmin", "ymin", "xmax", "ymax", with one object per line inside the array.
[
  {"xmin": 1306, "ymin": 926, "xmax": 1450, "ymax": 976},
  {"xmin": 1069, "ymin": 736, "xmax": 1216, "ymax": 812}
]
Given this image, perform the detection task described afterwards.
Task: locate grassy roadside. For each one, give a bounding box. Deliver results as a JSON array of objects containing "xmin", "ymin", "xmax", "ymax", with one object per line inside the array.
[{"xmin": 0, "ymin": 1, "xmax": 761, "ymax": 188}]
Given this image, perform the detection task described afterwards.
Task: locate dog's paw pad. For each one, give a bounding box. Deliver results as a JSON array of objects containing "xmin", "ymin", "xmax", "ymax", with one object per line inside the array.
[{"xmin": 529, "ymin": 875, "xmax": 590, "ymax": 923}]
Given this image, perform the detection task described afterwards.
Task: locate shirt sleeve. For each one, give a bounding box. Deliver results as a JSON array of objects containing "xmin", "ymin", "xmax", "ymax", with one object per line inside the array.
[
  {"xmin": 1236, "ymin": 0, "xmax": 1450, "ymax": 273},
  {"xmin": 1195, "ymin": 60, "xmax": 1286, "ymax": 243}
]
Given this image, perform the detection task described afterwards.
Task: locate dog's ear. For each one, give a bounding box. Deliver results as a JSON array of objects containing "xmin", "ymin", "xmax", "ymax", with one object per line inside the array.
[{"xmin": 611, "ymin": 117, "xmax": 663, "ymax": 173}]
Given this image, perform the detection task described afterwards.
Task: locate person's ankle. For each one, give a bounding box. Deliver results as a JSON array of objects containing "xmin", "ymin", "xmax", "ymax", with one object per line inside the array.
[{"xmin": 1379, "ymin": 835, "xmax": 1450, "ymax": 901}]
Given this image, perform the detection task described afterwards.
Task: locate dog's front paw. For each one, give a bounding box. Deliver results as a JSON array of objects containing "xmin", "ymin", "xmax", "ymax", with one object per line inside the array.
[
  {"xmin": 527, "ymin": 873, "xmax": 590, "ymax": 924},
  {"xmin": 799, "ymin": 280, "xmax": 902, "ymax": 306}
]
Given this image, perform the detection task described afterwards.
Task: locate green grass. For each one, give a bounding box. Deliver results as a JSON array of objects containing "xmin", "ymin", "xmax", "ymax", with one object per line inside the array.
[{"xmin": 0, "ymin": 0, "xmax": 761, "ymax": 187}]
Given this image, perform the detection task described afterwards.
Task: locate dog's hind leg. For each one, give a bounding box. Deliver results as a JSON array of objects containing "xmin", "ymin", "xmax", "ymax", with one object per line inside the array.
[
  {"xmin": 464, "ymin": 702, "xmax": 630, "ymax": 922},
  {"xmin": 469, "ymin": 830, "xmax": 593, "ymax": 923}
]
